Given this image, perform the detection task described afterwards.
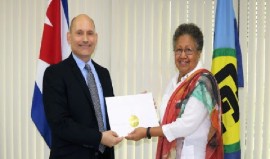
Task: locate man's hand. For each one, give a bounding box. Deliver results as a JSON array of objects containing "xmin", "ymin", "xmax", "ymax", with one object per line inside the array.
[{"xmin": 101, "ymin": 130, "xmax": 123, "ymax": 147}]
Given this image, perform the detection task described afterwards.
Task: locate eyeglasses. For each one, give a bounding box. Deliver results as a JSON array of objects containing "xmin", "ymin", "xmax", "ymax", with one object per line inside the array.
[{"xmin": 174, "ymin": 48, "xmax": 196, "ymax": 56}]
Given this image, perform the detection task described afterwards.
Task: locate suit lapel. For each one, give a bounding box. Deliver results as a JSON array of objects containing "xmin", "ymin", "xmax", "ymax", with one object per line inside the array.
[{"xmin": 66, "ymin": 55, "xmax": 92, "ymax": 104}]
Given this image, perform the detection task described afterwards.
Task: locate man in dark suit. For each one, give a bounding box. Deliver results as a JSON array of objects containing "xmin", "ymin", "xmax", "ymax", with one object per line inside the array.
[{"xmin": 43, "ymin": 14, "xmax": 123, "ymax": 159}]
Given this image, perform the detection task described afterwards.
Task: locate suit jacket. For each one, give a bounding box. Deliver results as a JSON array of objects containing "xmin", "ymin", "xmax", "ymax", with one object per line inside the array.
[{"xmin": 43, "ymin": 54, "xmax": 115, "ymax": 159}]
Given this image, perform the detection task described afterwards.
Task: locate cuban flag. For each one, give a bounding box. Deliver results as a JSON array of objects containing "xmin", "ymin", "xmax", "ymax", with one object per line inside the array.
[
  {"xmin": 211, "ymin": 0, "xmax": 243, "ymax": 158},
  {"xmin": 31, "ymin": 0, "xmax": 70, "ymax": 148}
]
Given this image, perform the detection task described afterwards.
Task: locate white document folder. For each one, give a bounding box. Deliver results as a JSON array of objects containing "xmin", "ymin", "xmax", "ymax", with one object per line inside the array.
[{"xmin": 105, "ymin": 93, "xmax": 159, "ymax": 137}]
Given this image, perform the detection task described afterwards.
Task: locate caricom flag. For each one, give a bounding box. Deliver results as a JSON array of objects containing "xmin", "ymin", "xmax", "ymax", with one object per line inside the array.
[
  {"xmin": 211, "ymin": 0, "xmax": 243, "ymax": 158},
  {"xmin": 31, "ymin": 0, "xmax": 70, "ymax": 148}
]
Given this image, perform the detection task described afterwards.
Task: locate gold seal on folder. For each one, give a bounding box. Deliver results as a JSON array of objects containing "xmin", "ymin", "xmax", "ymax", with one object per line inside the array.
[{"xmin": 129, "ymin": 115, "xmax": 139, "ymax": 127}]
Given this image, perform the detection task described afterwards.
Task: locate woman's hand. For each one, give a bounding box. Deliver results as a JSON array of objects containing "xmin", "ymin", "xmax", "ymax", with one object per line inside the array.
[{"xmin": 125, "ymin": 127, "xmax": 147, "ymax": 141}]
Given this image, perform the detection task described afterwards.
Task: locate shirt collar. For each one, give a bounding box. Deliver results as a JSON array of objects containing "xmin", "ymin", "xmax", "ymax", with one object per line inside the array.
[
  {"xmin": 172, "ymin": 61, "xmax": 203, "ymax": 86},
  {"xmin": 72, "ymin": 53, "xmax": 93, "ymax": 71},
  {"xmin": 179, "ymin": 61, "xmax": 202, "ymax": 82}
]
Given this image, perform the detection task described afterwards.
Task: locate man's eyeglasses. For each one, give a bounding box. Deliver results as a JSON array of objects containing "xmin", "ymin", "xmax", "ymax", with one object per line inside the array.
[{"xmin": 174, "ymin": 48, "xmax": 196, "ymax": 56}]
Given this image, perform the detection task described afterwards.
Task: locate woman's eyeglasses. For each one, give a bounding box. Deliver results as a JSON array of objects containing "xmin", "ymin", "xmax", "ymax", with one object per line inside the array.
[{"xmin": 174, "ymin": 48, "xmax": 196, "ymax": 56}]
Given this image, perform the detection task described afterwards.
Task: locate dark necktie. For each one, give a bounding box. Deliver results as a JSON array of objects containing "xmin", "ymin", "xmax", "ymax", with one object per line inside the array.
[{"xmin": 85, "ymin": 64, "xmax": 105, "ymax": 153}]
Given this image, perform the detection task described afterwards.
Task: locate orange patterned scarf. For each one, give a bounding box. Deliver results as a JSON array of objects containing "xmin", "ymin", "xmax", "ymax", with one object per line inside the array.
[{"xmin": 156, "ymin": 69, "xmax": 223, "ymax": 159}]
